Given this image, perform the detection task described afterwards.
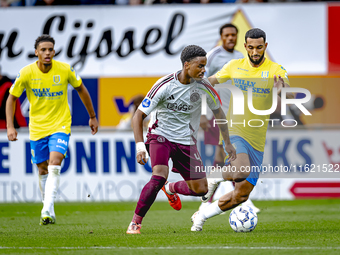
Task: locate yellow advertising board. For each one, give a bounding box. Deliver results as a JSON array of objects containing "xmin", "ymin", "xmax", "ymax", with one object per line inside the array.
[{"xmin": 99, "ymin": 77, "xmax": 161, "ymax": 126}]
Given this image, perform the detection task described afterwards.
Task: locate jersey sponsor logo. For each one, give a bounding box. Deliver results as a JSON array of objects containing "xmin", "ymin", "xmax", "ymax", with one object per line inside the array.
[
  {"xmin": 142, "ymin": 98, "xmax": 151, "ymax": 107},
  {"xmin": 57, "ymin": 139, "xmax": 68, "ymax": 146},
  {"xmin": 157, "ymin": 136, "xmax": 165, "ymax": 143},
  {"xmin": 261, "ymin": 71, "xmax": 269, "ymax": 79},
  {"xmin": 190, "ymin": 92, "xmax": 200, "ymax": 102},
  {"xmin": 167, "ymin": 103, "xmax": 193, "ymax": 111},
  {"xmin": 233, "ymin": 79, "xmax": 256, "ymax": 87},
  {"xmin": 53, "ymin": 75, "xmax": 61, "ymax": 84},
  {"xmin": 237, "ymin": 67, "xmax": 249, "ymax": 72},
  {"xmin": 166, "ymin": 95, "xmax": 175, "ymax": 100},
  {"xmin": 233, "ymin": 79, "xmax": 270, "ymax": 94},
  {"xmin": 32, "ymin": 88, "xmax": 63, "ymax": 98}
]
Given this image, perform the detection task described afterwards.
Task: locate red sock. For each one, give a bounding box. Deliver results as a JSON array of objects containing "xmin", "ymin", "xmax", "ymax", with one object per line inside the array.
[
  {"xmin": 169, "ymin": 181, "xmax": 200, "ymax": 196},
  {"xmin": 133, "ymin": 175, "xmax": 166, "ymax": 224},
  {"xmin": 132, "ymin": 213, "xmax": 143, "ymax": 224}
]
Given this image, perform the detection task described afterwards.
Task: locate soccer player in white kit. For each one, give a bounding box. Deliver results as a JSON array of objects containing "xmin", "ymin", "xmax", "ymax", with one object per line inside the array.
[
  {"xmin": 200, "ymin": 23, "xmax": 260, "ymax": 213},
  {"xmin": 126, "ymin": 45, "xmax": 236, "ymax": 234}
]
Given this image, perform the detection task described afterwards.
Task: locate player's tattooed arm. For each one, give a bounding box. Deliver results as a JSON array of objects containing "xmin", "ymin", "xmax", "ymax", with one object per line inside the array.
[
  {"xmin": 132, "ymin": 110, "xmax": 149, "ymax": 165},
  {"xmin": 212, "ymin": 107, "xmax": 236, "ymax": 162}
]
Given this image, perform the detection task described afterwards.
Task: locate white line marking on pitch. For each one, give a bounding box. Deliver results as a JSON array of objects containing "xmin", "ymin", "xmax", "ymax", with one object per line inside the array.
[{"xmin": 1, "ymin": 246, "xmax": 340, "ymax": 250}]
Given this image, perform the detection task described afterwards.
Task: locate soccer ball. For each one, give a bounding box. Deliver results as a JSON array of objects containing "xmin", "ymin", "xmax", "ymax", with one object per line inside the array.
[{"xmin": 229, "ymin": 205, "xmax": 258, "ymax": 232}]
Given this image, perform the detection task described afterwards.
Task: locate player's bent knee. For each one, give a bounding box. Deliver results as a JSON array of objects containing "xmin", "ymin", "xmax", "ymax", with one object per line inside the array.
[
  {"xmin": 233, "ymin": 176, "xmax": 247, "ymax": 183},
  {"xmin": 233, "ymin": 172, "xmax": 250, "ymax": 183}
]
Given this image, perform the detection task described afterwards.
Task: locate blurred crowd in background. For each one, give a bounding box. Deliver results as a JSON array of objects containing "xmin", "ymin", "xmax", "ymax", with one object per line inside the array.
[{"xmin": 0, "ymin": 0, "xmax": 335, "ymax": 7}]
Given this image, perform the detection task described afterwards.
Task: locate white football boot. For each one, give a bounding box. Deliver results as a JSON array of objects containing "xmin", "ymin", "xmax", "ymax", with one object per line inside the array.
[
  {"xmin": 191, "ymin": 211, "xmax": 206, "ymax": 232},
  {"xmin": 201, "ymin": 178, "xmax": 222, "ymax": 203}
]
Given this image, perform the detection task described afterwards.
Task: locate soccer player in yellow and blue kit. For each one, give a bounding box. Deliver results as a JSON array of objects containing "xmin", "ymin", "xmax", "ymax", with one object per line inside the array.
[
  {"xmin": 191, "ymin": 28, "xmax": 294, "ymax": 231},
  {"xmin": 6, "ymin": 35, "xmax": 98, "ymax": 225}
]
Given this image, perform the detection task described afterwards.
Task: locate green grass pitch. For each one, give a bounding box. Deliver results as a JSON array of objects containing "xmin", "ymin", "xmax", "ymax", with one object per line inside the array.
[{"xmin": 1, "ymin": 199, "xmax": 340, "ymax": 255}]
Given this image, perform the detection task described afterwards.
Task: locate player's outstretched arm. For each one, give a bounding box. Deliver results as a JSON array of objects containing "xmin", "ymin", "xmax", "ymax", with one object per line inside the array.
[
  {"xmin": 6, "ymin": 94, "xmax": 18, "ymax": 141},
  {"xmin": 132, "ymin": 109, "xmax": 149, "ymax": 165},
  {"xmin": 208, "ymin": 75, "xmax": 219, "ymax": 87},
  {"xmin": 75, "ymin": 83, "xmax": 98, "ymax": 135},
  {"xmin": 274, "ymin": 75, "xmax": 294, "ymax": 99},
  {"xmin": 212, "ymin": 107, "xmax": 236, "ymax": 162}
]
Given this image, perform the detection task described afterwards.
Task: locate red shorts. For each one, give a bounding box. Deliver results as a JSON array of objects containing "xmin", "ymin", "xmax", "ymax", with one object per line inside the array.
[{"xmin": 145, "ymin": 134, "xmax": 206, "ymax": 181}]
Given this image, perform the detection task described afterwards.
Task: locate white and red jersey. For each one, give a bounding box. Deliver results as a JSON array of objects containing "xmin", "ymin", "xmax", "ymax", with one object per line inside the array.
[{"xmin": 138, "ymin": 71, "xmax": 221, "ymax": 145}]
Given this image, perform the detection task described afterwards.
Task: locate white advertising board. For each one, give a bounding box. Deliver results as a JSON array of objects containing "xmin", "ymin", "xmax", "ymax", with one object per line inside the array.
[{"xmin": 0, "ymin": 4, "xmax": 326, "ymax": 77}]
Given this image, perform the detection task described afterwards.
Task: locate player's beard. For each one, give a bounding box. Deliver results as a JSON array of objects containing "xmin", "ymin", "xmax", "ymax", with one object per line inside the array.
[
  {"xmin": 248, "ymin": 52, "xmax": 265, "ymax": 65},
  {"xmin": 44, "ymin": 63, "xmax": 52, "ymax": 67}
]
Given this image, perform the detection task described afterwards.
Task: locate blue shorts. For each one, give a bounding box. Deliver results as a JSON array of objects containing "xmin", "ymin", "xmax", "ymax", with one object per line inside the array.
[
  {"xmin": 30, "ymin": 132, "xmax": 70, "ymax": 164},
  {"xmin": 223, "ymin": 136, "xmax": 264, "ymax": 186}
]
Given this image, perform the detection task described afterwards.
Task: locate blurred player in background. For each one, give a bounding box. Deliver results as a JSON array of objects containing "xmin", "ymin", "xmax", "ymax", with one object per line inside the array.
[
  {"xmin": 126, "ymin": 45, "xmax": 236, "ymax": 234},
  {"xmin": 191, "ymin": 28, "xmax": 294, "ymax": 231},
  {"xmin": 6, "ymin": 35, "xmax": 98, "ymax": 225},
  {"xmin": 116, "ymin": 95, "xmax": 150, "ymax": 130},
  {"xmin": 199, "ymin": 23, "xmax": 259, "ymax": 213}
]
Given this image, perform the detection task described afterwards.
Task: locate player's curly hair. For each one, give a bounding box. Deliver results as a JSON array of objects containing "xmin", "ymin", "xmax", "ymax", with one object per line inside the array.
[
  {"xmin": 34, "ymin": 35, "xmax": 55, "ymax": 49},
  {"xmin": 245, "ymin": 28, "xmax": 266, "ymax": 43},
  {"xmin": 180, "ymin": 45, "xmax": 206, "ymax": 66}
]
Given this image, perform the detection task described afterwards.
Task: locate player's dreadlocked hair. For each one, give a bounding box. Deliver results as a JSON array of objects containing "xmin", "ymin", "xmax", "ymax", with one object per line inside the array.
[
  {"xmin": 245, "ymin": 28, "xmax": 266, "ymax": 43},
  {"xmin": 180, "ymin": 45, "xmax": 206, "ymax": 66},
  {"xmin": 34, "ymin": 35, "xmax": 55, "ymax": 49}
]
